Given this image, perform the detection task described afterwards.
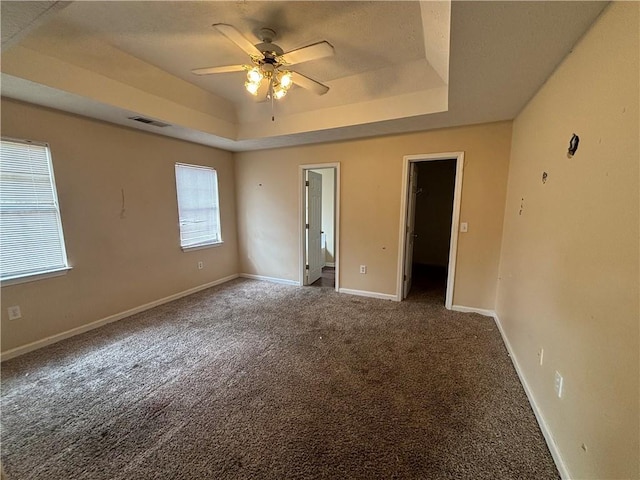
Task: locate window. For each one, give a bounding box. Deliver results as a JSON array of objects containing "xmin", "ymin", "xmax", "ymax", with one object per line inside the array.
[
  {"xmin": 0, "ymin": 138, "xmax": 70, "ymax": 283},
  {"xmin": 175, "ymin": 163, "xmax": 222, "ymax": 250}
]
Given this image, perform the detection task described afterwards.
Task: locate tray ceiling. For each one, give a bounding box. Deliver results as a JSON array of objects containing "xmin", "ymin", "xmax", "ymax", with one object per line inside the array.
[{"xmin": 1, "ymin": 1, "xmax": 607, "ymax": 151}]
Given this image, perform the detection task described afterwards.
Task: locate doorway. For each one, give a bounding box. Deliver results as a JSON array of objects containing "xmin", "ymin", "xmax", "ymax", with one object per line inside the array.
[
  {"xmin": 397, "ymin": 153, "xmax": 464, "ymax": 308},
  {"xmin": 299, "ymin": 163, "xmax": 340, "ymax": 291}
]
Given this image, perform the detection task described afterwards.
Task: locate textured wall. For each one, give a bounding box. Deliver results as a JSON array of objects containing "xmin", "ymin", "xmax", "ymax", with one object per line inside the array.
[
  {"xmin": 496, "ymin": 3, "xmax": 639, "ymax": 478},
  {"xmin": 0, "ymin": 99, "xmax": 239, "ymax": 353},
  {"xmin": 235, "ymin": 121, "xmax": 512, "ymax": 308}
]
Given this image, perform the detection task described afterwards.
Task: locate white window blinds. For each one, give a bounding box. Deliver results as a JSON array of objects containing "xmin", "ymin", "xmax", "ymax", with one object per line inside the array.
[
  {"xmin": 0, "ymin": 139, "xmax": 69, "ymax": 281},
  {"xmin": 175, "ymin": 163, "xmax": 222, "ymax": 249}
]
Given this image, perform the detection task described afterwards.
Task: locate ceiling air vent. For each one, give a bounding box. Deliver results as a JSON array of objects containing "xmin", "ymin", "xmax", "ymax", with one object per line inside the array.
[{"xmin": 128, "ymin": 116, "xmax": 170, "ymax": 128}]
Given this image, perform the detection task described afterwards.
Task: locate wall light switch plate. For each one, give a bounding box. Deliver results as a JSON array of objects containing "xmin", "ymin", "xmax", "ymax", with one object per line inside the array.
[{"xmin": 460, "ymin": 222, "xmax": 468, "ymax": 233}]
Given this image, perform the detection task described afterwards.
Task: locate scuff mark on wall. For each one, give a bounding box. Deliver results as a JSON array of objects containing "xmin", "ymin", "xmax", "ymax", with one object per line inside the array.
[
  {"xmin": 567, "ymin": 133, "xmax": 580, "ymax": 157},
  {"xmin": 120, "ymin": 188, "xmax": 126, "ymax": 219}
]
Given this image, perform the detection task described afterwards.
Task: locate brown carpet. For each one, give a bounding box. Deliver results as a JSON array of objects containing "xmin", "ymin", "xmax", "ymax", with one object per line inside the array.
[{"xmin": 1, "ymin": 278, "xmax": 559, "ymax": 479}]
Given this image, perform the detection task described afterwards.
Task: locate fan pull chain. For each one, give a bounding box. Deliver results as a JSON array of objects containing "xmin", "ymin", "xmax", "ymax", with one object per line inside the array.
[{"xmin": 270, "ymin": 78, "xmax": 275, "ymax": 121}]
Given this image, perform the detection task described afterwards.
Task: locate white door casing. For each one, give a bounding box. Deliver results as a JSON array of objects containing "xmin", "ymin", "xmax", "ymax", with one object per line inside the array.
[
  {"xmin": 397, "ymin": 152, "xmax": 464, "ymax": 308},
  {"xmin": 403, "ymin": 162, "xmax": 418, "ymax": 298},
  {"xmin": 299, "ymin": 163, "xmax": 340, "ymax": 292},
  {"xmin": 306, "ymin": 170, "xmax": 323, "ymax": 285}
]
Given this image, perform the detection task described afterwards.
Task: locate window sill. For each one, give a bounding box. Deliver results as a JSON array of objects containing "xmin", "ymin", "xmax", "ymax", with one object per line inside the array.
[
  {"xmin": 1, "ymin": 267, "xmax": 72, "ymax": 287},
  {"xmin": 181, "ymin": 241, "xmax": 224, "ymax": 252}
]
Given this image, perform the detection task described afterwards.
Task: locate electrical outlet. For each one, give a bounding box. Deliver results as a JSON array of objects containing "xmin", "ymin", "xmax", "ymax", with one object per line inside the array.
[
  {"xmin": 460, "ymin": 222, "xmax": 468, "ymax": 233},
  {"xmin": 359, "ymin": 265, "xmax": 367, "ymax": 274},
  {"xmin": 538, "ymin": 348, "xmax": 544, "ymax": 366},
  {"xmin": 554, "ymin": 371, "xmax": 564, "ymax": 398},
  {"xmin": 8, "ymin": 306, "xmax": 21, "ymax": 321},
  {"xmin": 197, "ymin": 261, "xmax": 204, "ymax": 270}
]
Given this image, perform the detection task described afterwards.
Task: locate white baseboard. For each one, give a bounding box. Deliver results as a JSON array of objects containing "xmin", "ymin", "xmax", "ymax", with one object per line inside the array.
[
  {"xmin": 492, "ymin": 312, "xmax": 569, "ymax": 480},
  {"xmin": 1, "ymin": 274, "xmax": 239, "ymax": 362},
  {"xmin": 338, "ymin": 288, "xmax": 397, "ymax": 301},
  {"xmin": 239, "ymin": 273, "xmax": 299, "ymax": 286},
  {"xmin": 451, "ymin": 305, "xmax": 496, "ymax": 317}
]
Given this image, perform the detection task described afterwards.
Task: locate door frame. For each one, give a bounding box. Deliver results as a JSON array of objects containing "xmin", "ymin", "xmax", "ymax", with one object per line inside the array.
[
  {"xmin": 299, "ymin": 163, "xmax": 340, "ymax": 291},
  {"xmin": 402, "ymin": 161, "xmax": 418, "ymax": 297},
  {"xmin": 395, "ymin": 152, "xmax": 464, "ymax": 308}
]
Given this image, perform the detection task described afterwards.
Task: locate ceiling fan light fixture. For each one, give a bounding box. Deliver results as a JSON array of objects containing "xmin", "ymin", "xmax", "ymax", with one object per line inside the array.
[
  {"xmin": 271, "ymin": 70, "xmax": 292, "ymax": 100},
  {"xmin": 279, "ymin": 71, "xmax": 293, "ymax": 89},
  {"xmin": 273, "ymin": 87, "xmax": 287, "ymax": 99},
  {"xmin": 246, "ymin": 67, "xmax": 263, "ymax": 83},
  {"xmin": 245, "ymin": 81, "xmax": 260, "ymax": 95},
  {"xmin": 196, "ymin": 25, "xmax": 332, "ymax": 105}
]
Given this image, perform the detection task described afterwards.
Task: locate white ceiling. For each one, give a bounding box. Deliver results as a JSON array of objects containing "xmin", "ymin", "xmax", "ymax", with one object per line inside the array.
[{"xmin": 1, "ymin": 1, "xmax": 608, "ymax": 151}]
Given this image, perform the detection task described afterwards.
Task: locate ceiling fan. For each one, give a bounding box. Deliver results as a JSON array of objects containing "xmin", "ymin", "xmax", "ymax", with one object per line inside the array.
[{"xmin": 192, "ymin": 24, "xmax": 334, "ymax": 101}]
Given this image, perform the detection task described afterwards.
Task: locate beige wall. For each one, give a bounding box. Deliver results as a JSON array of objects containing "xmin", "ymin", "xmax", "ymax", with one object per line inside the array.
[
  {"xmin": 0, "ymin": 99, "xmax": 239, "ymax": 353},
  {"xmin": 235, "ymin": 121, "xmax": 512, "ymax": 307},
  {"xmin": 495, "ymin": 3, "xmax": 639, "ymax": 479}
]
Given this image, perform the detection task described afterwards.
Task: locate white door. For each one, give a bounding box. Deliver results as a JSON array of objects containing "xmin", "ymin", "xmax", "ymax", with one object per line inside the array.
[
  {"xmin": 306, "ymin": 170, "xmax": 323, "ymax": 285},
  {"xmin": 403, "ymin": 163, "xmax": 418, "ymax": 298}
]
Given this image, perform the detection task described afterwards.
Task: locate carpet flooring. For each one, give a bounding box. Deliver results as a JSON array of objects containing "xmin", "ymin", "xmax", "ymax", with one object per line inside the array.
[{"xmin": 1, "ymin": 278, "xmax": 559, "ymax": 479}]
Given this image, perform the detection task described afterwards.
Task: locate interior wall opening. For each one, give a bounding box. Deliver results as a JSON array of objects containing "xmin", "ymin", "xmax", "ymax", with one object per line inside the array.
[
  {"xmin": 408, "ymin": 160, "xmax": 457, "ymax": 302},
  {"xmin": 398, "ymin": 153, "xmax": 463, "ymax": 307},
  {"xmin": 300, "ymin": 164, "xmax": 339, "ymax": 291}
]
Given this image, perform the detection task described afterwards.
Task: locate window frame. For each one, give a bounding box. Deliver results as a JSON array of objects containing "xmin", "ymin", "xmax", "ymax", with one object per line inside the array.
[
  {"xmin": 0, "ymin": 137, "xmax": 71, "ymax": 286},
  {"xmin": 174, "ymin": 162, "xmax": 223, "ymax": 251}
]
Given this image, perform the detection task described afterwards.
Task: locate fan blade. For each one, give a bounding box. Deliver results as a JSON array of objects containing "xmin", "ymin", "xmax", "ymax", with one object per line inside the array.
[
  {"xmin": 191, "ymin": 64, "xmax": 245, "ymax": 75},
  {"xmin": 281, "ymin": 41, "xmax": 334, "ymax": 66},
  {"xmin": 291, "ymin": 71, "xmax": 330, "ymax": 95},
  {"xmin": 213, "ymin": 23, "xmax": 262, "ymax": 57}
]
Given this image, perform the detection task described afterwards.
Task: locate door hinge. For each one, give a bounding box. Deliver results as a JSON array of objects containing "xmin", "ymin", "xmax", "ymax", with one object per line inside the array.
[
  {"xmin": 305, "ymin": 180, "xmax": 309, "ymax": 187},
  {"xmin": 305, "ymin": 223, "xmax": 309, "ymax": 229},
  {"xmin": 305, "ymin": 264, "xmax": 309, "ymax": 270}
]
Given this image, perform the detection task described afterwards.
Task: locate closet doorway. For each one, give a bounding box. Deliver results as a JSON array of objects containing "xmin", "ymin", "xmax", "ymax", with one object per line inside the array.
[
  {"xmin": 299, "ymin": 163, "xmax": 340, "ymax": 291},
  {"xmin": 397, "ymin": 153, "xmax": 464, "ymax": 307}
]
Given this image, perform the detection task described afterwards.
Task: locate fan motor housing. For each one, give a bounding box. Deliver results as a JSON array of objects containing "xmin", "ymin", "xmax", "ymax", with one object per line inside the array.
[
  {"xmin": 256, "ymin": 42, "xmax": 284, "ymax": 58},
  {"xmin": 256, "ymin": 27, "xmax": 284, "ymax": 58}
]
